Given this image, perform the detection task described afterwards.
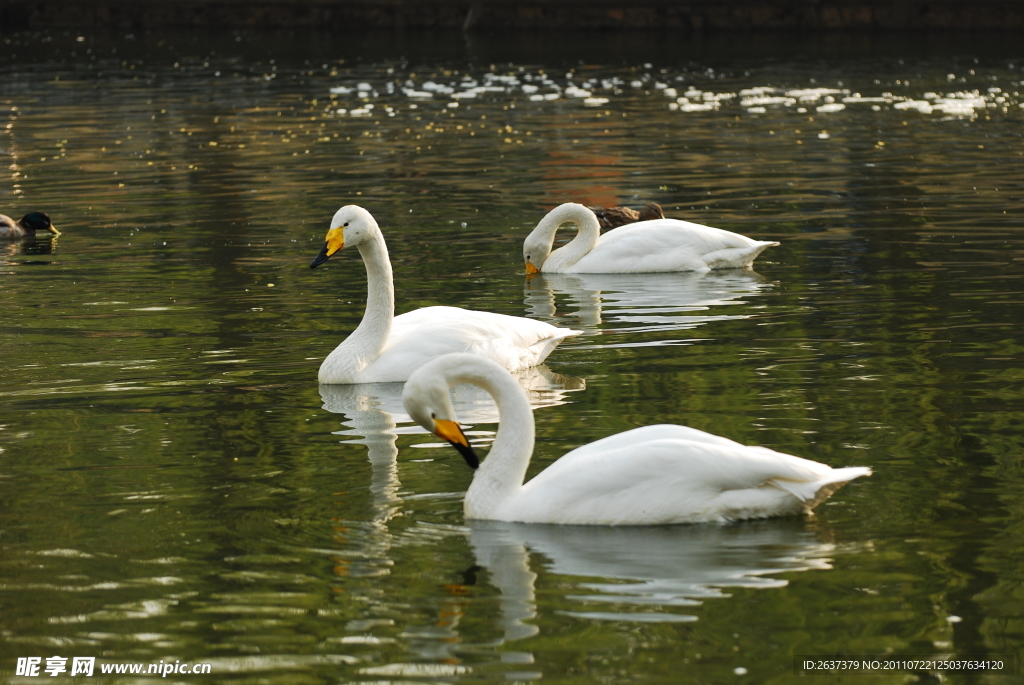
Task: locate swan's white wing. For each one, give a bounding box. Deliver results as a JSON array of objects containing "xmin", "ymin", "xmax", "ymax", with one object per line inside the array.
[
  {"xmin": 556, "ymin": 424, "xmax": 747, "ymax": 460},
  {"xmin": 367, "ymin": 306, "xmax": 579, "ymax": 381},
  {"xmin": 569, "ymin": 220, "xmax": 777, "ymax": 273},
  {"xmin": 504, "ymin": 425, "xmax": 867, "ymax": 524},
  {"xmin": 541, "ymin": 425, "xmax": 830, "ymax": 490},
  {"xmin": 601, "ymin": 219, "xmax": 759, "ymax": 250}
]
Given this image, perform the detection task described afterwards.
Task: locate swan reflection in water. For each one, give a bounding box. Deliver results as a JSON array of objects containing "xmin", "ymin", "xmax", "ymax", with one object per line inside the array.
[
  {"xmin": 318, "ymin": 365, "xmax": 585, "ymax": 523},
  {"xmin": 467, "ymin": 519, "xmax": 843, "ymax": 647},
  {"xmin": 524, "ymin": 270, "xmax": 774, "ymax": 342},
  {"xmin": 319, "ymin": 367, "xmax": 585, "ymax": 665}
]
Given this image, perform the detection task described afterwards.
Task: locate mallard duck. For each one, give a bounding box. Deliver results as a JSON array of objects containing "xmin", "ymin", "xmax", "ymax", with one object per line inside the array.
[
  {"xmin": 524, "ymin": 203, "xmax": 778, "ymax": 274},
  {"xmin": 310, "ymin": 205, "xmax": 581, "ymax": 384},
  {"xmin": 403, "ymin": 353, "xmax": 871, "ymax": 525},
  {"xmin": 0, "ymin": 212, "xmax": 59, "ymax": 239},
  {"xmin": 587, "ymin": 202, "xmax": 665, "ymax": 230}
]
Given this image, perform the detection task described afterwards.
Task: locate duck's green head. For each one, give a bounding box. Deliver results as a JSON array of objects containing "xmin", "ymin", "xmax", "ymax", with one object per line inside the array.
[{"xmin": 21, "ymin": 212, "xmax": 59, "ymax": 236}]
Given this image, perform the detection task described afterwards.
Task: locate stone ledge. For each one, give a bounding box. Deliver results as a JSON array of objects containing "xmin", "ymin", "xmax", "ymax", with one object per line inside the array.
[{"xmin": 2, "ymin": 0, "xmax": 1022, "ymax": 30}]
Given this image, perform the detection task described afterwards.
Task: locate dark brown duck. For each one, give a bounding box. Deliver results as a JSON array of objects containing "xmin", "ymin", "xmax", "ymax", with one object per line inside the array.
[{"xmin": 587, "ymin": 202, "xmax": 664, "ymax": 231}]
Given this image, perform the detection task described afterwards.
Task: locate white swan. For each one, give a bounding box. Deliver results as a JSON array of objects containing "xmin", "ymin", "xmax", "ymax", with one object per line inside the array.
[
  {"xmin": 310, "ymin": 205, "xmax": 581, "ymax": 384},
  {"xmin": 523, "ymin": 203, "xmax": 779, "ymax": 274},
  {"xmin": 402, "ymin": 353, "xmax": 871, "ymax": 525}
]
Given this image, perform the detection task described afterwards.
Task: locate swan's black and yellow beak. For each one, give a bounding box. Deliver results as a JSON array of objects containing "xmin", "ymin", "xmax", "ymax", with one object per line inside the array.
[
  {"xmin": 434, "ymin": 418, "xmax": 479, "ymax": 470},
  {"xmin": 310, "ymin": 227, "xmax": 344, "ymax": 268},
  {"xmin": 525, "ymin": 260, "xmax": 539, "ymax": 274}
]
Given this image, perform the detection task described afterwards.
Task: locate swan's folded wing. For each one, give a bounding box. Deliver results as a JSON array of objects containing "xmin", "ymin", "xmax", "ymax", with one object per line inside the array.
[
  {"xmin": 578, "ymin": 220, "xmax": 774, "ymax": 272},
  {"xmin": 516, "ymin": 433, "xmax": 866, "ymax": 524},
  {"xmin": 540, "ymin": 436, "xmax": 830, "ymax": 494},
  {"xmin": 597, "ymin": 219, "xmax": 762, "ymax": 255},
  {"xmin": 554, "ymin": 424, "xmax": 746, "ymax": 466},
  {"xmin": 381, "ymin": 306, "xmax": 579, "ymax": 373}
]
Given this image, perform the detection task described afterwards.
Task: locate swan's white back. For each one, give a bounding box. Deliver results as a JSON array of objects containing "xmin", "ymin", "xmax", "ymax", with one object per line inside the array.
[
  {"xmin": 506, "ymin": 425, "xmax": 870, "ymax": 524},
  {"xmin": 583, "ymin": 219, "xmax": 776, "ymax": 272}
]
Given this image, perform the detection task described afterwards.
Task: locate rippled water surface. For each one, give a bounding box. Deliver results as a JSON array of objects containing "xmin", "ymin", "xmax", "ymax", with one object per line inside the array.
[{"xmin": 2, "ymin": 30, "xmax": 1023, "ymax": 683}]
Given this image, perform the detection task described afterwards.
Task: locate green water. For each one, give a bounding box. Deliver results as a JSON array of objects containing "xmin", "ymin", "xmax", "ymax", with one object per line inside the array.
[{"xmin": 2, "ymin": 29, "xmax": 1023, "ymax": 683}]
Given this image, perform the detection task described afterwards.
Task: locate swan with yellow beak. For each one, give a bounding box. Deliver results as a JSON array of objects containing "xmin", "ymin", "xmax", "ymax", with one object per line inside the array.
[
  {"xmin": 523, "ymin": 203, "xmax": 778, "ymax": 274},
  {"xmin": 403, "ymin": 353, "xmax": 871, "ymax": 525},
  {"xmin": 309, "ymin": 205, "xmax": 581, "ymax": 384}
]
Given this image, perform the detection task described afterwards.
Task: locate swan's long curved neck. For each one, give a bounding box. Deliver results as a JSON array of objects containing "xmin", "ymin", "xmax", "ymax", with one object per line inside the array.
[
  {"xmin": 543, "ymin": 205, "xmax": 601, "ymax": 270},
  {"xmin": 446, "ymin": 362, "xmax": 536, "ymax": 517},
  {"xmin": 344, "ymin": 233, "xmax": 395, "ymax": 369}
]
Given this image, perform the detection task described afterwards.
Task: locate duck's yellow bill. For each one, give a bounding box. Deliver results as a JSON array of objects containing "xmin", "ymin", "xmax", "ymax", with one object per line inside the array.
[
  {"xmin": 48, "ymin": 225, "xmax": 60, "ymax": 236},
  {"xmin": 525, "ymin": 260, "xmax": 539, "ymax": 274}
]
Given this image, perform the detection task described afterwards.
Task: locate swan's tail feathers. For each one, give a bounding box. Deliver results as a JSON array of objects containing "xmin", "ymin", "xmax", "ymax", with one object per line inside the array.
[
  {"xmin": 526, "ymin": 328, "xmax": 583, "ymax": 366},
  {"xmin": 703, "ymin": 240, "xmax": 781, "ymax": 270},
  {"xmin": 772, "ymin": 466, "xmax": 871, "ymax": 512},
  {"xmin": 550, "ymin": 328, "xmax": 584, "ymax": 342}
]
